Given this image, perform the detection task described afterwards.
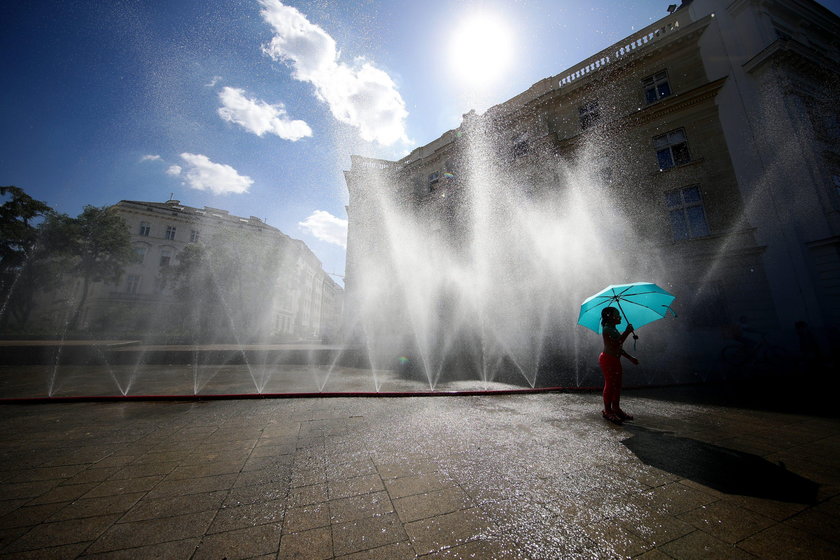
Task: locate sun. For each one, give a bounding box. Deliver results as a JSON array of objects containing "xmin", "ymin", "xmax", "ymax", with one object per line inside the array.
[{"xmin": 448, "ymin": 12, "xmax": 514, "ymax": 89}]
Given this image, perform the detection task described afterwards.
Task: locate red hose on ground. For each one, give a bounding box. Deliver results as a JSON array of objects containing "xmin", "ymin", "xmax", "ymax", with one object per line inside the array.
[{"xmin": 0, "ymin": 384, "xmax": 693, "ymax": 404}]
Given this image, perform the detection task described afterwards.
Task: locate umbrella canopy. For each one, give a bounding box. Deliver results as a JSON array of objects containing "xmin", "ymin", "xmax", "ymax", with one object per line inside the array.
[{"xmin": 578, "ymin": 282, "xmax": 676, "ymax": 334}]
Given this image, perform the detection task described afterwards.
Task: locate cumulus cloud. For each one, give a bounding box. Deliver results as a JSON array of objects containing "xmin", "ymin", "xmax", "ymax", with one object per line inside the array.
[
  {"xmin": 259, "ymin": 0, "xmax": 409, "ymax": 146},
  {"xmin": 140, "ymin": 154, "xmax": 161, "ymax": 162},
  {"xmin": 206, "ymin": 75, "xmax": 222, "ymax": 87},
  {"xmin": 166, "ymin": 165, "xmax": 182, "ymax": 176},
  {"xmin": 298, "ymin": 210, "xmax": 347, "ymax": 248},
  {"xmin": 217, "ymin": 86, "xmax": 312, "ymax": 141},
  {"xmin": 174, "ymin": 153, "xmax": 253, "ymax": 195}
]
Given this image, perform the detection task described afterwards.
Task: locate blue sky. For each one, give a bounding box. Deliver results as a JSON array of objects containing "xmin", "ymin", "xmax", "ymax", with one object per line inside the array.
[{"xmin": 3, "ymin": 0, "xmax": 839, "ymax": 282}]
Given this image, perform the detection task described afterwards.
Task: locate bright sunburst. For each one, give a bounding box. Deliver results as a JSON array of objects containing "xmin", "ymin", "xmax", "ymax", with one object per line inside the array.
[{"xmin": 448, "ymin": 12, "xmax": 514, "ymax": 89}]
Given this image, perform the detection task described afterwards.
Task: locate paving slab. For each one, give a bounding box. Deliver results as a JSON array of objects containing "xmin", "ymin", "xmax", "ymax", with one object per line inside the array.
[{"xmin": 0, "ymin": 390, "xmax": 838, "ymax": 559}]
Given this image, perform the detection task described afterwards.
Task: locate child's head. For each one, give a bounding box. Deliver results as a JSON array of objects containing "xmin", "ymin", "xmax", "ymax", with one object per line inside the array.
[{"xmin": 601, "ymin": 306, "xmax": 620, "ymax": 326}]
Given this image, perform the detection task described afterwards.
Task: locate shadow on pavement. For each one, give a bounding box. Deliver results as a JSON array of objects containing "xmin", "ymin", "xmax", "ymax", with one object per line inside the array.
[
  {"xmin": 620, "ymin": 424, "xmax": 819, "ymax": 504},
  {"xmin": 628, "ymin": 380, "xmax": 837, "ymax": 418}
]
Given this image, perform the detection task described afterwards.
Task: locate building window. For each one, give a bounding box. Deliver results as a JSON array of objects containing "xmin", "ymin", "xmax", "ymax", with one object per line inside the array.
[
  {"xmin": 654, "ymin": 128, "xmax": 691, "ymax": 170},
  {"xmin": 441, "ymin": 160, "xmax": 458, "ymax": 182},
  {"xmin": 579, "ymin": 100, "xmax": 600, "ymax": 130},
  {"xmin": 139, "ymin": 221, "xmax": 150, "ymax": 236},
  {"xmin": 165, "ymin": 225, "xmax": 176, "ymax": 240},
  {"xmin": 160, "ymin": 248, "xmax": 173, "ymax": 267},
  {"xmin": 512, "ymin": 135, "xmax": 529, "ymax": 159},
  {"xmin": 126, "ymin": 274, "xmax": 141, "ymax": 295},
  {"xmin": 133, "ymin": 246, "xmax": 147, "ymax": 263},
  {"xmin": 190, "ymin": 229, "xmax": 200, "ymax": 243},
  {"xmin": 666, "ymin": 186, "xmax": 710, "ymax": 240},
  {"xmin": 642, "ymin": 71, "xmax": 671, "ymax": 104},
  {"xmin": 428, "ymin": 171, "xmax": 440, "ymax": 191}
]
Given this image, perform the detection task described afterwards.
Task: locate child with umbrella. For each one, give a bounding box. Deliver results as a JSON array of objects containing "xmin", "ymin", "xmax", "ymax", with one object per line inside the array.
[
  {"xmin": 599, "ymin": 306, "xmax": 638, "ymax": 424},
  {"xmin": 577, "ymin": 282, "xmax": 677, "ymax": 425}
]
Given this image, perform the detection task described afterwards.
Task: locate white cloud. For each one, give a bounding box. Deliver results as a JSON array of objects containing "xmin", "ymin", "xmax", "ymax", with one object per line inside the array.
[
  {"xmin": 298, "ymin": 210, "xmax": 347, "ymax": 248},
  {"xmin": 166, "ymin": 165, "xmax": 182, "ymax": 176},
  {"xmin": 259, "ymin": 0, "xmax": 409, "ymax": 146},
  {"xmin": 217, "ymin": 86, "xmax": 312, "ymax": 141},
  {"xmin": 177, "ymin": 153, "xmax": 253, "ymax": 195},
  {"xmin": 206, "ymin": 75, "xmax": 222, "ymax": 87},
  {"xmin": 140, "ymin": 154, "xmax": 161, "ymax": 162}
]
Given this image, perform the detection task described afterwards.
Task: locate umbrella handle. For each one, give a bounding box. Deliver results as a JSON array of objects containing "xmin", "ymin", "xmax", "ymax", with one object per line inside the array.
[
  {"xmin": 614, "ymin": 300, "xmax": 633, "ymax": 332},
  {"xmin": 615, "ymin": 300, "xmax": 639, "ymax": 349}
]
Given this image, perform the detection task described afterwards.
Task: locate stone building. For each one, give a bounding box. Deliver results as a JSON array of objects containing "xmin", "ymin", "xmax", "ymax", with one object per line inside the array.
[
  {"xmin": 344, "ymin": 0, "xmax": 840, "ymax": 376},
  {"xmin": 39, "ymin": 199, "xmax": 342, "ymax": 342}
]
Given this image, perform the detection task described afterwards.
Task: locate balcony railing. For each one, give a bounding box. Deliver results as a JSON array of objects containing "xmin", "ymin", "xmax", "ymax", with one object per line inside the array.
[
  {"xmin": 350, "ymin": 155, "xmax": 398, "ymax": 170},
  {"xmin": 557, "ymin": 10, "xmax": 691, "ymax": 88}
]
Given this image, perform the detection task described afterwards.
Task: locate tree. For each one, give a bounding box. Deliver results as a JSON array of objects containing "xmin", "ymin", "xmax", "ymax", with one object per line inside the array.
[
  {"xmin": 0, "ymin": 186, "xmax": 54, "ymax": 330},
  {"xmin": 161, "ymin": 242, "xmax": 221, "ymax": 341},
  {"xmin": 163, "ymin": 229, "xmax": 290, "ymax": 342},
  {"xmin": 42, "ymin": 206, "xmax": 135, "ymax": 330}
]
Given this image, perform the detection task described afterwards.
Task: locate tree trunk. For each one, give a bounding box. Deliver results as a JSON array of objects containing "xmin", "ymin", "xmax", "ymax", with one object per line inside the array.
[{"xmin": 70, "ymin": 275, "xmax": 90, "ymax": 331}]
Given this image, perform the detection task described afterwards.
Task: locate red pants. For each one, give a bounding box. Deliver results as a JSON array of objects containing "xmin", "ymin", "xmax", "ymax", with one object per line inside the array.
[{"xmin": 599, "ymin": 352, "xmax": 623, "ymax": 411}]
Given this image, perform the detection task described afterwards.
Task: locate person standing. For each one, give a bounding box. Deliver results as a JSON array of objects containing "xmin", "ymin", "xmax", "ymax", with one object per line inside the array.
[{"xmin": 599, "ymin": 306, "xmax": 638, "ymax": 424}]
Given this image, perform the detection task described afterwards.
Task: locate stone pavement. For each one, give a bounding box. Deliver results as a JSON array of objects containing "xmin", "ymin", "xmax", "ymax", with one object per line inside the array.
[{"xmin": 0, "ymin": 391, "xmax": 838, "ymax": 559}]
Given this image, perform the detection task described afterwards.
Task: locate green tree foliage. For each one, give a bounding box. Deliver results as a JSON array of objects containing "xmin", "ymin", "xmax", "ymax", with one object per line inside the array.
[
  {"xmin": 0, "ymin": 186, "xmax": 55, "ymax": 330},
  {"xmin": 163, "ymin": 229, "xmax": 293, "ymax": 343},
  {"xmin": 42, "ymin": 206, "xmax": 135, "ymax": 330}
]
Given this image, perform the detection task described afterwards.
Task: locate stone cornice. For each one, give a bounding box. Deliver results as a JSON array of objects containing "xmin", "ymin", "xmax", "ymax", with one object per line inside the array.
[
  {"xmin": 623, "ymin": 77, "xmax": 728, "ymax": 126},
  {"xmin": 743, "ymin": 37, "xmax": 840, "ymax": 76},
  {"xmin": 551, "ymin": 77, "xmax": 727, "ymax": 147},
  {"xmin": 508, "ymin": 15, "xmax": 715, "ymax": 116},
  {"xmin": 805, "ymin": 234, "xmax": 840, "ymax": 248}
]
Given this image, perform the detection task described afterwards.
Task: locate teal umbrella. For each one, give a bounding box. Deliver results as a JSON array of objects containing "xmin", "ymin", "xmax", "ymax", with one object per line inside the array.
[{"xmin": 578, "ymin": 282, "xmax": 676, "ymax": 334}]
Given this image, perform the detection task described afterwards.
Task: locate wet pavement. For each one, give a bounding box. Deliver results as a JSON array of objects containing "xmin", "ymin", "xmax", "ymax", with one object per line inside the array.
[
  {"xmin": 0, "ymin": 390, "xmax": 838, "ymax": 559},
  {"xmin": 1, "ymin": 341, "xmax": 594, "ymax": 398},
  {"xmin": 0, "ymin": 364, "xmax": 532, "ymax": 398}
]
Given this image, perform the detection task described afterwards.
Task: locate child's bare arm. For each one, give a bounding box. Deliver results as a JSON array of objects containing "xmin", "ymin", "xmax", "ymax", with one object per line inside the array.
[{"xmin": 621, "ymin": 349, "xmax": 639, "ymax": 364}]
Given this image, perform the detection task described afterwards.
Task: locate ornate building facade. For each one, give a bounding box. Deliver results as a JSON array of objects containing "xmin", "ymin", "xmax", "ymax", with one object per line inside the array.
[
  {"xmin": 36, "ymin": 199, "xmax": 342, "ymax": 342},
  {"xmin": 344, "ymin": 0, "xmax": 840, "ymax": 376}
]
